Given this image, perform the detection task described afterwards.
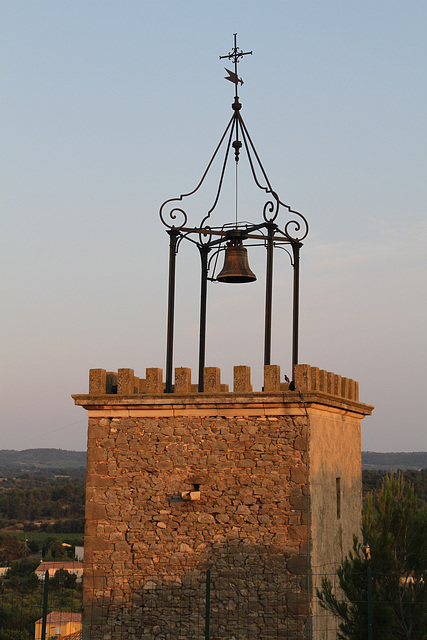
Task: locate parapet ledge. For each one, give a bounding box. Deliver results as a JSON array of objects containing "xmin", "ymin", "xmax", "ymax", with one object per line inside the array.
[{"xmin": 76, "ymin": 364, "xmax": 366, "ymax": 406}]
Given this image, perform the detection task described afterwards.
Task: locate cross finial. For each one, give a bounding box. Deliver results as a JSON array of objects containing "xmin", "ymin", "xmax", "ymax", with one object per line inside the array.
[{"xmin": 219, "ymin": 34, "xmax": 252, "ymax": 94}]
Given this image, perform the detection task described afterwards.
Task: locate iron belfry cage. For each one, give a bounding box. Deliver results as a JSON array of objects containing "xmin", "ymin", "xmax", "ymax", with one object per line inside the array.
[{"xmin": 159, "ymin": 35, "xmax": 309, "ymax": 393}]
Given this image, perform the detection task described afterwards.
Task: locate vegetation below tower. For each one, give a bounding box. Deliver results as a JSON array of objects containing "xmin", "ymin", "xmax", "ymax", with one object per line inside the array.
[{"xmin": 0, "ymin": 449, "xmax": 425, "ymax": 544}]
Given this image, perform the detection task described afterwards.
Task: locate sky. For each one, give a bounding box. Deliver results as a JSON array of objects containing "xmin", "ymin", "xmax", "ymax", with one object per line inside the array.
[{"xmin": 1, "ymin": 1, "xmax": 426, "ymax": 453}]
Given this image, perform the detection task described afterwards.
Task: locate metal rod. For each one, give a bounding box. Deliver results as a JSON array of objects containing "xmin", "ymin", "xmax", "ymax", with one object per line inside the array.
[
  {"xmin": 198, "ymin": 245, "xmax": 209, "ymax": 391},
  {"xmin": 205, "ymin": 569, "xmax": 211, "ymax": 640},
  {"xmin": 179, "ymin": 222, "xmax": 269, "ymax": 241},
  {"xmin": 165, "ymin": 230, "xmax": 178, "ymax": 393},
  {"xmin": 41, "ymin": 570, "xmax": 49, "ymax": 640},
  {"xmin": 367, "ymin": 566, "xmax": 373, "ymax": 640},
  {"xmin": 264, "ymin": 223, "xmax": 274, "ymax": 366},
  {"xmin": 292, "ymin": 242, "xmax": 301, "ymax": 381}
]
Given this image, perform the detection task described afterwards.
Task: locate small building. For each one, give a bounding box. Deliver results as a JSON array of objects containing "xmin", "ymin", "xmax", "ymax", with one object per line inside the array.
[
  {"xmin": 34, "ymin": 612, "xmax": 82, "ymax": 640},
  {"xmin": 35, "ymin": 561, "xmax": 83, "ymax": 583},
  {"xmin": 59, "ymin": 633, "xmax": 82, "ymax": 640},
  {"xmin": 74, "ymin": 546, "xmax": 84, "ymax": 562}
]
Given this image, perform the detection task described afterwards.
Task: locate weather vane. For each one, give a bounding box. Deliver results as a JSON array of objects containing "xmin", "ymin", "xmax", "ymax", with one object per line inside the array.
[{"xmin": 220, "ymin": 34, "xmax": 252, "ymax": 93}]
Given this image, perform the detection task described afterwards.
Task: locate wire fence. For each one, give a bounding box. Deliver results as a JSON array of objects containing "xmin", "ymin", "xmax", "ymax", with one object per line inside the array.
[
  {"xmin": 0, "ymin": 563, "xmax": 425, "ymax": 640},
  {"xmin": 84, "ymin": 564, "xmax": 310, "ymax": 640},
  {"xmin": 0, "ymin": 568, "xmax": 82, "ymax": 640}
]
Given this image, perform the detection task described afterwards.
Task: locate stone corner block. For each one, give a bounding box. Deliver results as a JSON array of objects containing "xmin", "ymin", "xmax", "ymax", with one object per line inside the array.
[
  {"xmin": 354, "ymin": 380, "xmax": 359, "ymax": 401},
  {"xmin": 89, "ymin": 369, "xmax": 106, "ymax": 395}
]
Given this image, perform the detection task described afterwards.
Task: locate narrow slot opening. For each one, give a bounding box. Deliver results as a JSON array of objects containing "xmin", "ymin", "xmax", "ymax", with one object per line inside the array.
[{"xmin": 336, "ymin": 477, "xmax": 341, "ymax": 519}]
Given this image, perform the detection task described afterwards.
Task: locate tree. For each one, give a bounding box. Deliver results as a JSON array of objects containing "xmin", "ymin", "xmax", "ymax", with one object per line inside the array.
[
  {"xmin": 50, "ymin": 567, "xmax": 77, "ymax": 590},
  {"xmin": 317, "ymin": 472, "xmax": 427, "ymax": 639},
  {"xmin": 44, "ymin": 539, "xmax": 70, "ymax": 561},
  {"xmin": 3, "ymin": 558, "xmax": 39, "ymax": 592},
  {"xmin": 0, "ymin": 533, "xmax": 28, "ymax": 563}
]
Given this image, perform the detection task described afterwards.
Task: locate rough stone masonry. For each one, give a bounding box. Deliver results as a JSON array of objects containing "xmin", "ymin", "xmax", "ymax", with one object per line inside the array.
[{"xmin": 73, "ymin": 363, "xmax": 373, "ymax": 640}]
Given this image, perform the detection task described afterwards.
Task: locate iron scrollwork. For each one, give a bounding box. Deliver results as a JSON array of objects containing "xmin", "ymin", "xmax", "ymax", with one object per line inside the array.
[{"xmin": 160, "ymin": 34, "xmax": 309, "ymax": 393}]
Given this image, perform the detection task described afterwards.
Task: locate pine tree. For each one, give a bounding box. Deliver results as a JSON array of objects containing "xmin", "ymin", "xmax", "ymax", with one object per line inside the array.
[{"xmin": 317, "ymin": 472, "xmax": 427, "ymax": 639}]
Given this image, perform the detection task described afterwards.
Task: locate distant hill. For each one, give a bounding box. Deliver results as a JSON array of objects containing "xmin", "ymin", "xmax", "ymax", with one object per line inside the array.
[
  {"xmin": 0, "ymin": 449, "xmax": 86, "ymax": 477},
  {"xmin": 0, "ymin": 449, "xmax": 425, "ymax": 474},
  {"xmin": 362, "ymin": 451, "xmax": 427, "ymax": 471}
]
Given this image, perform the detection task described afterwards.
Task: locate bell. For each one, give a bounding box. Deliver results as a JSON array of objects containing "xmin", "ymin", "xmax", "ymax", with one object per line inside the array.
[{"xmin": 217, "ymin": 240, "xmax": 257, "ymax": 283}]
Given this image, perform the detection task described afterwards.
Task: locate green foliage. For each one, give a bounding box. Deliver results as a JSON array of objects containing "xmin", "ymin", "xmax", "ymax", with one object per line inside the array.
[
  {"xmin": 39, "ymin": 536, "xmax": 81, "ymax": 560},
  {"xmin": 0, "ymin": 590, "xmax": 43, "ymax": 639},
  {"xmin": 3, "ymin": 559, "xmax": 39, "ymax": 592},
  {"xmin": 17, "ymin": 532, "xmax": 83, "ymax": 544},
  {"xmin": 49, "ymin": 568, "xmax": 77, "ymax": 590},
  {"xmin": 0, "ymin": 533, "xmax": 28, "ymax": 563},
  {"xmin": 0, "ymin": 627, "xmax": 33, "ymax": 640},
  {"xmin": 44, "ymin": 539, "xmax": 70, "ymax": 561},
  {"xmin": 0, "ymin": 476, "xmax": 85, "ymax": 535},
  {"xmin": 362, "ymin": 468, "xmax": 427, "ymax": 508},
  {"xmin": 26, "ymin": 539, "xmax": 39, "ymax": 554},
  {"xmin": 0, "ymin": 559, "xmax": 82, "ymax": 639},
  {"xmin": 317, "ymin": 472, "xmax": 427, "ymax": 640}
]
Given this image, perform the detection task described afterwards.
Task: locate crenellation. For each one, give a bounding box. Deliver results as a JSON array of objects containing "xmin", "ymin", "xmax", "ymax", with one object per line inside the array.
[
  {"xmin": 341, "ymin": 377, "xmax": 350, "ymax": 399},
  {"xmin": 233, "ymin": 365, "xmax": 252, "ymax": 392},
  {"xmin": 145, "ymin": 368, "xmax": 163, "ymax": 393},
  {"xmin": 117, "ymin": 368, "xmax": 134, "ymax": 395},
  {"xmin": 174, "ymin": 367, "xmax": 191, "ymax": 393},
  {"xmin": 333, "ymin": 374, "xmax": 341, "ymax": 397},
  {"xmin": 87, "ymin": 363, "xmax": 362, "ymax": 403},
  {"xmin": 348, "ymin": 378, "xmax": 356, "ymax": 401},
  {"xmin": 204, "ymin": 366, "xmax": 221, "ymax": 392},
  {"xmin": 318, "ymin": 369, "xmax": 327, "ymax": 392},
  {"xmin": 294, "ymin": 363, "xmax": 310, "ymax": 390},
  {"xmin": 326, "ymin": 371, "xmax": 334, "ymax": 395},
  {"xmin": 89, "ymin": 368, "xmax": 106, "ymax": 394},
  {"xmin": 263, "ymin": 364, "xmax": 281, "ymax": 391},
  {"xmin": 310, "ymin": 366, "xmax": 320, "ymax": 391}
]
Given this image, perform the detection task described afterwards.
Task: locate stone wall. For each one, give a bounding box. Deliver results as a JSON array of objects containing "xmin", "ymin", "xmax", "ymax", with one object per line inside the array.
[{"xmin": 73, "ymin": 364, "xmax": 373, "ymax": 640}]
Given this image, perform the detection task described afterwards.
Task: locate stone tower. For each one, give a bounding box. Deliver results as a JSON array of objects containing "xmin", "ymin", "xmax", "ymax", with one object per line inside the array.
[{"xmin": 73, "ymin": 362, "xmax": 373, "ymax": 639}]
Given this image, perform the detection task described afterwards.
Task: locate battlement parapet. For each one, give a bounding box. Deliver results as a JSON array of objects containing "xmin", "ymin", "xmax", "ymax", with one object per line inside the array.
[{"xmin": 87, "ymin": 363, "xmax": 359, "ymax": 402}]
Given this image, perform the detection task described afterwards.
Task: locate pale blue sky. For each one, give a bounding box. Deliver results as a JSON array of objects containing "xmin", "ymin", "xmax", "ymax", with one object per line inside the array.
[{"xmin": 1, "ymin": 1, "xmax": 426, "ymax": 452}]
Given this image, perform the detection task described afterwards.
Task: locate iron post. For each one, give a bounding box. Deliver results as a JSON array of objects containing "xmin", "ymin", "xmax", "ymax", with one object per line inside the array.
[
  {"xmin": 292, "ymin": 241, "xmax": 301, "ymax": 380},
  {"xmin": 198, "ymin": 245, "xmax": 210, "ymax": 391},
  {"xmin": 205, "ymin": 569, "xmax": 211, "ymax": 640},
  {"xmin": 41, "ymin": 570, "xmax": 49, "ymax": 640},
  {"xmin": 165, "ymin": 229, "xmax": 178, "ymax": 393},
  {"xmin": 264, "ymin": 222, "xmax": 275, "ymax": 366}
]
